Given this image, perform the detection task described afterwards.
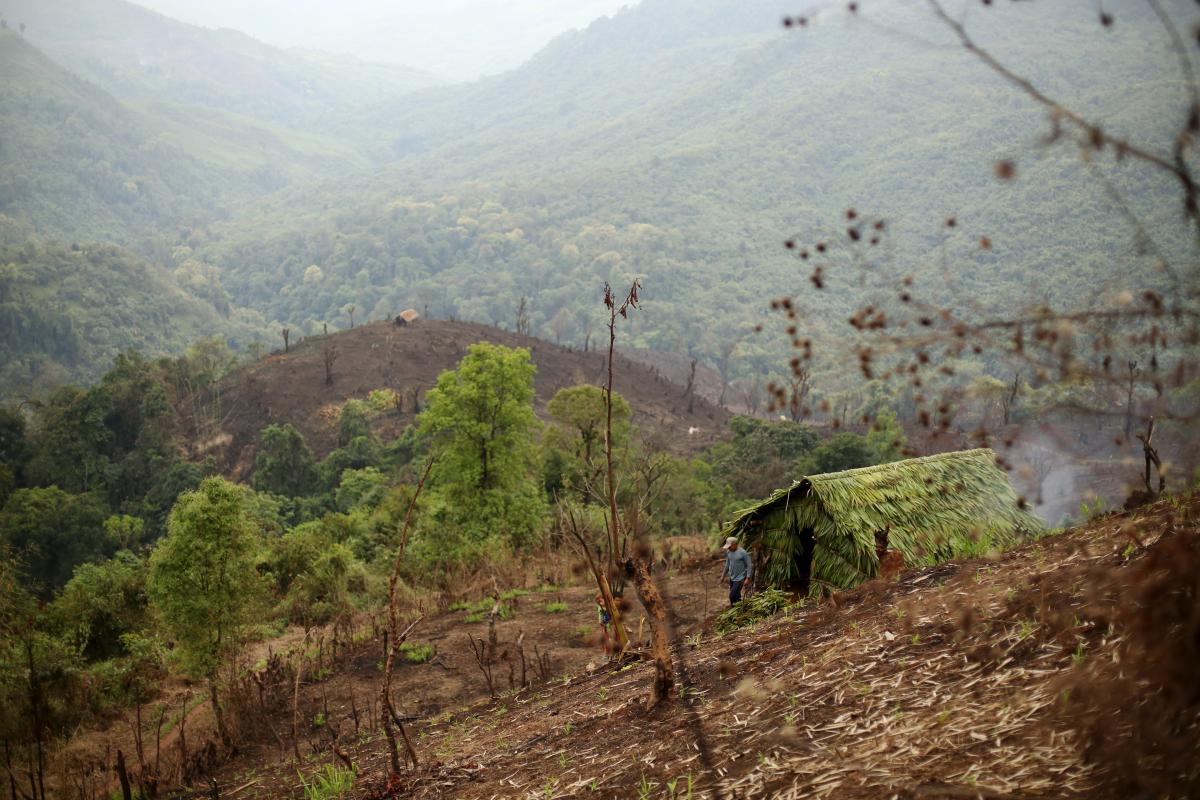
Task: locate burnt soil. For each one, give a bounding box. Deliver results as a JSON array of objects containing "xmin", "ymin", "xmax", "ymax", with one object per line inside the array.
[
  {"xmin": 182, "ymin": 320, "xmax": 732, "ymax": 478},
  {"xmin": 191, "ymin": 492, "xmax": 1198, "ymax": 799}
]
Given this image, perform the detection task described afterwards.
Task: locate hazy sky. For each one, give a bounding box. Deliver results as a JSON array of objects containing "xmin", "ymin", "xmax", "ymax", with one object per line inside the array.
[{"xmin": 135, "ymin": 0, "xmax": 635, "ymax": 80}]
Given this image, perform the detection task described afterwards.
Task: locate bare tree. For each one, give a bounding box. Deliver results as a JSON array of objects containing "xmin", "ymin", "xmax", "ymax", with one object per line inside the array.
[
  {"xmin": 323, "ymin": 346, "xmax": 337, "ymax": 387},
  {"xmin": 603, "ymin": 280, "xmax": 674, "ymax": 704},
  {"xmin": 515, "ymin": 296, "xmax": 531, "ymax": 337},
  {"xmin": 379, "ymin": 457, "xmax": 435, "ymax": 775},
  {"xmin": 281, "ymin": 327, "xmax": 290, "ymax": 353},
  {"xmin": 548, "ymin": 307, "xmax": 570, "ymax": 345},
  {"xmin": 684, "ymin": 359, "xmax": 697, "ymax": 414},
  {"xmin": 1001, "ymin": 371, "xmax": 1021, "ymax": 426}
]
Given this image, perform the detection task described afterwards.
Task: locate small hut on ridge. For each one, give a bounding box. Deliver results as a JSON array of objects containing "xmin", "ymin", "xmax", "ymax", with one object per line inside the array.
[{"xmin": 724, "ymin": 448, "xmax": 1043, "ymax": 595}]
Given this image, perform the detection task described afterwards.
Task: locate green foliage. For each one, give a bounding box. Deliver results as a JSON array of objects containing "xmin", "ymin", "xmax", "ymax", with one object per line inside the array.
[
  {"xmin": 708, "ymin": 416, "xmax": 819, "ymax": 500},
  {"xmin": 147, "ymin": 477, "xmax": 265, "ymax": 681},
  {"xmin": 337, "ymin": 400, "xmax": 374, "ymax": 447},
  {"xmin": 0, "ymin": 239, "xmax": 263, "ymax": 399},
  {"xmin": 253, "ymin": 423, "xmax": 318, "ymax": 498},
  {"xmin": 103, "ymin": 514, "xmax": 145, "ymax": 551},
  {"xmin": 50, "ymin": 550, "xmax": 148, "ymax": 661},
  {"xmin": 543, "ymin": 601, "xmax": 569, "ymax": 614},
  {"xmin": 298, "ymin": 764, "xmax": 356, "ymax": 800},
  {"xmin": 417, "ymin": 343, "xmax": 547, "ymax": 551},
  {"xmin": 399, "ymin": 641, "xmax": 434, "ymax": 663},
  {"xmin": 0, "ymin": 486, "xmax": 109, "ymax": 593},
  {"xmin": 334, "ymin": 467, "xmax": 388, "ymax": 512},
  {"xmin": 794, "ymin": 432, "xmax": 883, "ymax": 476},
  {"xmin": 714, "ymin": 588, "xmax": 796, "ymax": 634}
]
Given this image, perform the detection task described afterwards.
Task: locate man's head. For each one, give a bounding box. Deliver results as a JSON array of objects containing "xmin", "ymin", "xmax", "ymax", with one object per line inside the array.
[{"xmin": 723, "ymin": 536, "xmax": 738, "ymax": 551}]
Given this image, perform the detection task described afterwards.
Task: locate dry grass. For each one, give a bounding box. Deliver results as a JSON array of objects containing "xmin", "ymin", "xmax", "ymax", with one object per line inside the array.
[{"xmin": 338, "ymin": 493, "xmax": 1195, "ymax": 799}]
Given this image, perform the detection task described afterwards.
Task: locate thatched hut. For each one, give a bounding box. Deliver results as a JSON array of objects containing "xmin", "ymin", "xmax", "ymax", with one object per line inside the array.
[
  {"xmin": 724, "ymin": 448, "xmax": 1043, "ymax": 595},
  {"xmin": 395, "ymin": 308, "xmax": 421, "ymax": 326}
]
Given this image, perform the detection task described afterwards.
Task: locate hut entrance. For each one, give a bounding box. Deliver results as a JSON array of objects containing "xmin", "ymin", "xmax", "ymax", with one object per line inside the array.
[{"xmin": 789, "ymin": 526, "xmax": 815, "ymax": 596}]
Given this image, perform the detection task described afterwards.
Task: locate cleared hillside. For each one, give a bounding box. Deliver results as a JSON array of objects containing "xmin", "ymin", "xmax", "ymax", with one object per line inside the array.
[
  {"xmin": 207, "ymin": 491, "xmax": 1198, "ymax": 799},
  {"xmin": 186, "ymin": 319, "xmax": 732, "ymax": 477}
]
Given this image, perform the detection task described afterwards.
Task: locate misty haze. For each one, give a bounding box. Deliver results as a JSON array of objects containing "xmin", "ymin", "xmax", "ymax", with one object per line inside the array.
[{"xmin": 0, "ymin": 1, "xmax": 1196, "ymax": 798}]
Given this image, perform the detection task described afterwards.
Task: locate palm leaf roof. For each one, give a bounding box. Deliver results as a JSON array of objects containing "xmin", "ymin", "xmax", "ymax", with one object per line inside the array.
[{"xmin": 725, "ymin": 448, "xmax": 1043, "ymax": 591}]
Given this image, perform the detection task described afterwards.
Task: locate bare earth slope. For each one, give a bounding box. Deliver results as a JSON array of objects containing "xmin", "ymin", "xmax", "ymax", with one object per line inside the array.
[
  {"xmin": 186, "ymin": 319, "xmax": 731, "ymax": 477},
  {"xmin": 210, "ymin": 492, "xmax": 1197, "ymax": 799}
]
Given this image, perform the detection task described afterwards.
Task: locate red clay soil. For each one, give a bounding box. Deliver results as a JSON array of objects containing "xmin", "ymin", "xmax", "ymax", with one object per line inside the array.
[
  {"xmin": 190, "ymin": 493, "xmax": 1198, "ymax": 799},
  {"xmin": 180, "ymin": 320, "xmax": 732, "ymax": 479}
]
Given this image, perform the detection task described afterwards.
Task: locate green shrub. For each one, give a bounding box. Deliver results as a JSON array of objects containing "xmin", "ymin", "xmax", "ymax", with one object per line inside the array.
[
  {"xmin": 543, "ymin": 601, "xmax": 569, "ymax": 614},
  {"xmin": 400, "ymin": 642, "xmax": 434, "ymax": 663},
  {"xmin": 299, "ymin": 764, "xmax": 355, "ymax": 800},
  {"xmin": 715, "ymin": 588, "xmax": 797, "ymax": 633}
]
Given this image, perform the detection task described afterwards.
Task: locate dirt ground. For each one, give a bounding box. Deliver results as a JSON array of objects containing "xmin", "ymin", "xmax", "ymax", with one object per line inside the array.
[
  {"xmin": 198, "ymin": 559, "xmax": 729, "ymax": 797},
  {"xmin": 186, "ymin": 492, "xmax": 1200, "ymax": 800}
]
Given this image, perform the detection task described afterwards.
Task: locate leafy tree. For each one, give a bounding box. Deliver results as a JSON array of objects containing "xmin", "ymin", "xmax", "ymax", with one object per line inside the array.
[
  {"xmin": 252, "ymin": 423, "xmax": 318, "ymax": 497},
  {"xmin": 0, "ymin": 487, "xmax": 109, "ymax": 594},
  {"xmin": 147, "ymin": 476, "xmax": 263, "ymax": 746},
  {"xmin": 0, "ymin": 548, "xmax": 82, "ymax": 800},
  {"xmin": 795, "ymin": 432, "xmax": 882, "ymax": 476},
  {"xmin": 545, "ymin": 384, "xmax": 630, "ymax": 501},
  {"xmin": 417, "ymin": 343, "xmax": 546, "ymax": 547},
  {"xmin": 51, "ymin": 550, "xmax": 148, "ymax": 661},
  {"xmin": 318, "ymin": 434, "xmax": 384, "ymax": 492},
  {"xmin": 103, "ymin": 514, "xmax": 145, "ymax": 551},
  {"xmin": 139, "ymin": 458, "xmax": 203, "ymax": 541},
  {"xmin": 864, "ymin": 408, "xmax": 906, "ymax": 464},
  {"xmin": 334, "ymin": 466, "xmax": 387, "ymax": 512},
  {"xmin": 0, "ymin": 405, "xmax": 25, "ymax": 472},
  {"xmin": 708, "ymin": 415, "xmax": 819, "ymax": 499},
  {"xmin": 21, "ymin": 386, "xmax": 114, "ymax": 494},
  {"xmin": 337, "ymin": 399, "xmax": 373, "ymax": 446}
]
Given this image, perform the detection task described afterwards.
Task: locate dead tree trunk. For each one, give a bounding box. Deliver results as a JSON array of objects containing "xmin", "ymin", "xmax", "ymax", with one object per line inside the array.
[
  {"xmin": 684, "ymin": 359, "xmax": 697, "ymax": 415},
  {"xmin": 1136, "ymin": 416, "xmax": 1165, "ymax": 496},
  {"xmin": 323, "ymin": 346, "xmax": 337, "ymax": 386},
  {"xmin": 1124, "ymin": 361, "xmax": 1138, "ymax": 439},
  {"xmin": 114, "ymin": 751, "xmax": 132, "ymax": 800},
  {"xmin": 379, "ymin": 457, "xmax": 434, "ymax": 775},
  {"xmin": 602, "ymin": 280, "xmax": 673, "ymax": 704}
]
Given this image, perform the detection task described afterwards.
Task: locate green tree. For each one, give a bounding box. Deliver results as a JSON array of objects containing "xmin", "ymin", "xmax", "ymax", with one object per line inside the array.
[
  {"xmin": 545, "ymin": 384, "xmax": 630, "ymax": 501},
  {"xmin": 51, "ymin": 550, "xmax": 148, "ymax": 661},
  {"xmin": 337, "ymin": 400, "xmax": 373, "ymax": 446},
  {"xmin": 0, "ymin": 487, "xmax": 109, "ymax": 594},
  {"xmin": 334, "ymin": 466, "xmax": 388, "ymax": 512},
  {"xmin": 708, "ymin": 416, "xmax": 819, "ymax": 499},
  {"xmin": 147, "ymin": 477, "xmax": 263, "ymax": 746},
  {"xmin": 252, "ymin": 423, "xmax": 318, "ymax": 497},
  {"xmin": 795, "ymin": 432, "xmax": 881, "ymax": 476},
  {"xmin": 417, "ymin": 343, "xmax": 546, "ymax": 546}
]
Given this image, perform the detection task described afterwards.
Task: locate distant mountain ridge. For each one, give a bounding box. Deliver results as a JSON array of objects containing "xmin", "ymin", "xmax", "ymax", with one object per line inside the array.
[
  {"xmin": 4, "ymin": 0, "xmax": 443, "ymax": 125},
  {"xmin": 0, "ymin": 0, "xmax": 1189, "ymax": 397}
]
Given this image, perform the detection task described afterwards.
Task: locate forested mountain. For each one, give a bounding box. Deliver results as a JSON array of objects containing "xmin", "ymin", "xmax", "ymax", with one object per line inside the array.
[
  {"xmin": 0, "ymin": 233, "xmax": 267, "ymax": 397},
  {"xmin": 4, "ymin": 0, "xmax": 442, "ymax": 125},
  {"xmin": 0, "ymin": 0, "xmax": 1189, "ymax": 396},
  {"xmin": 0, "ymin": 27, "xmax": 371, "ymax": 249},
  {"xmin": 0, "ymin": 29, "xmax": 227, "ymax": 243},
  {"xmin": 189, "ymin": 0, "xmax": 1187, "ymax": 389}
]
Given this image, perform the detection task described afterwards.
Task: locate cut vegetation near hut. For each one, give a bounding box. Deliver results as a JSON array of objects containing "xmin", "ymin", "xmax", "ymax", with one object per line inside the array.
[{"xmin": 726, "ymin": 448, "xmax": 1043, "ymax": 594}]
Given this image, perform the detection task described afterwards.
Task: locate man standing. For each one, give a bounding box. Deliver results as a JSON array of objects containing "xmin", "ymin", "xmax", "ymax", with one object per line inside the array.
[{"xmin": 720, "ymin": 536, "xmax": 753, "ymax": 605}]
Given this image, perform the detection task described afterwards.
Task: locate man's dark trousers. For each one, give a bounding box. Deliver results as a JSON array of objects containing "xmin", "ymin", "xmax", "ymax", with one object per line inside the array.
[{"xmin": 729, "ymin": 579, "xmax": 744, "ymax": 605}]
